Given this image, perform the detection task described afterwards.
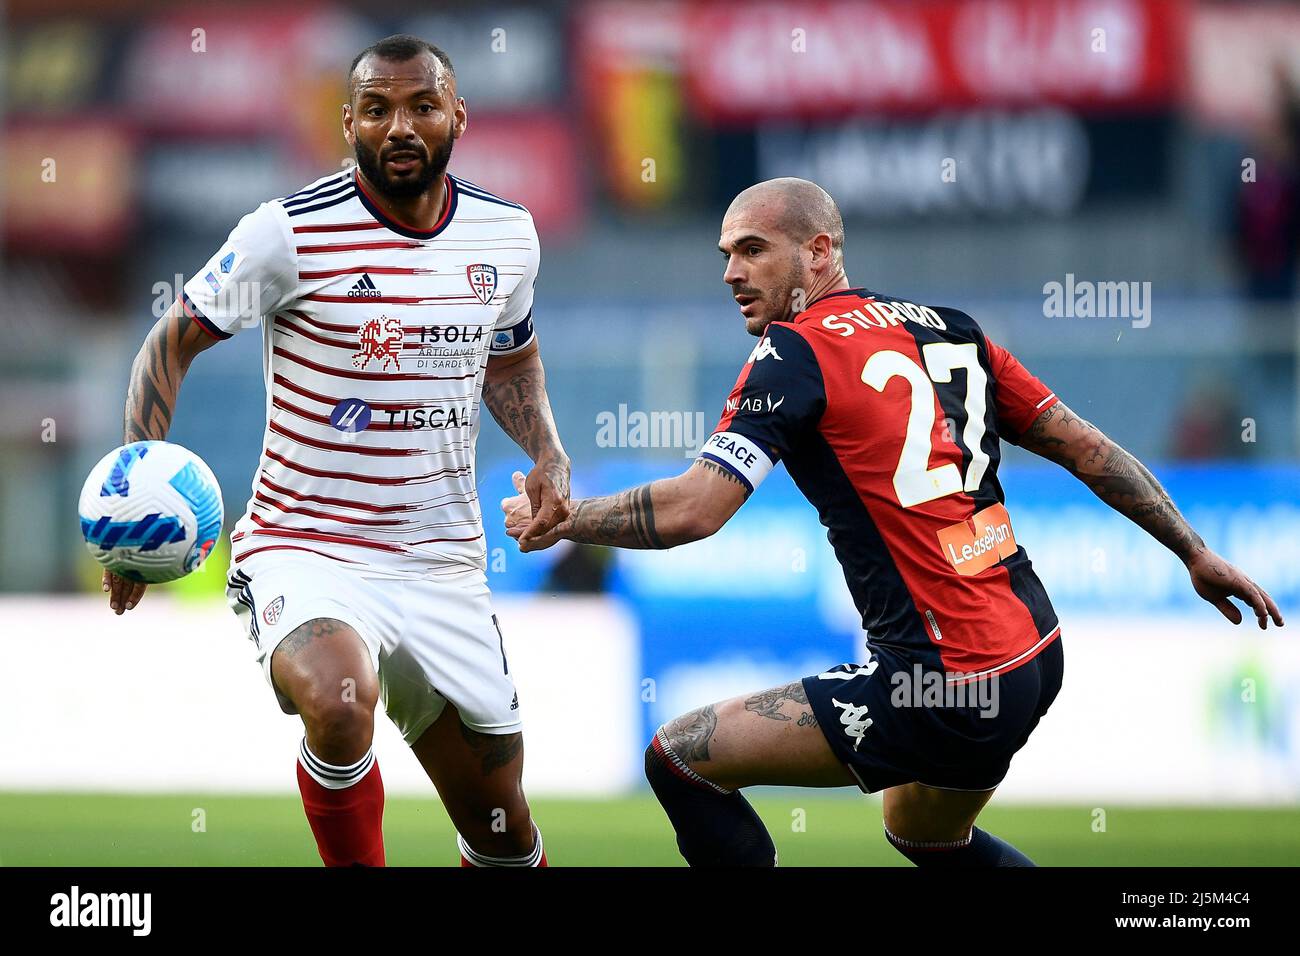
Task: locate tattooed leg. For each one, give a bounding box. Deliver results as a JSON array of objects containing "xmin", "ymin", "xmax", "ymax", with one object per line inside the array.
[
  {"xmin": 410, "ymin": 703, "xmax": 537, "ymax": 859},
  {"xmin": 457, "ymin": 723, "xmax": 524, "ymax": 777},
  {"xmin": 269, "ymin": 617, "xmax": 379, "ymax": 765},
  {"xmin": 661, "ymin": 705, "xmax": 719, "ymax": 762},
  {"xmin": 646, "ymin": 681, "xmax": 844, "ymax": 866},
  {"xmin": 744, "ymin": 680, "xmax": 814, "ymax": 724},
  {"xmin": 653, "ymin": 684, "xmax": 850, "ymax": 793}
]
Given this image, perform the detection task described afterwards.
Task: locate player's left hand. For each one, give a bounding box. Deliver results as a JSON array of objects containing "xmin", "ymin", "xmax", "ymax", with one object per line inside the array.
[
  {"xmin": 502, "ymin": 471, "xmax": 533, "ymax": 538},
  {"xmin": 1186, "ymin": 549, "xmax": 1284, "ymax": 629}
]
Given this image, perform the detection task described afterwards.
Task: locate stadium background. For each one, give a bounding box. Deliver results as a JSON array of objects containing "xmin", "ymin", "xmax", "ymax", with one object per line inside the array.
[{"xmin": 2, "ymin": 0, "xmax": 1299, "ymax": 865}]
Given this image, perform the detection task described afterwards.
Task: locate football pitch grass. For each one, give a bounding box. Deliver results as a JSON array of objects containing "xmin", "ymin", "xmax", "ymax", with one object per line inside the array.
[{"xmin": 2, "ymin": 792, "xmax": 1298, "ymax": 866}]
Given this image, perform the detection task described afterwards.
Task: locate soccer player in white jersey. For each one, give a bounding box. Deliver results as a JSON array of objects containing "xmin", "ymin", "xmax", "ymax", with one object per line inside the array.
[{"xmin": 103, "ymin": 35, "xmax": 570, "ymax": 867}]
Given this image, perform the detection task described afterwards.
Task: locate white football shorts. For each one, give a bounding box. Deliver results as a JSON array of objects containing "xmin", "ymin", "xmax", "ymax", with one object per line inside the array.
[{"xmin": 224, "ymin": 552, "xmax": 521, "ymax": 744}]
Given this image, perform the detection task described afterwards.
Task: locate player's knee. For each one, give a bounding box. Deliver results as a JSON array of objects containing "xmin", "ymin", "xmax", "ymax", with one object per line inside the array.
[
  {"xmin": 883, "ymin": 786, "xmax": 983, "ymax": 844},
  {"xmin": 294, "ymin": 674, "xmax": 378, "ymax": 761}
]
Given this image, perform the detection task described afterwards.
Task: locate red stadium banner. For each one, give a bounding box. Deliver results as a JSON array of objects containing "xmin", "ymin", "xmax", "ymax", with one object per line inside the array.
[
  {"xmin": 120, "ymin": 3, "xmax": 368, "ymax": 172},
  {"xmin": 447, "ymin": 114, "xmax": 586, "ymax": 237},
  {"xmin": 678, "ymin": 0, "xmax": 1188, "ymax": 123}
]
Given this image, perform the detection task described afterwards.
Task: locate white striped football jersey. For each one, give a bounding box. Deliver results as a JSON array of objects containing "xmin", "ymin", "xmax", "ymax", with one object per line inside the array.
[{"xmin": 180, "ymin": 168, "xmax": 539, "ymax": 577}]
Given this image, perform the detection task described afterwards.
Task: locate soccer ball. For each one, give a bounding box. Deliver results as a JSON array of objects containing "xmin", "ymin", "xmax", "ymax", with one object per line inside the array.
[{"xmin": 79, "ymin": 440, "xmax": 224, "ymax": 584}]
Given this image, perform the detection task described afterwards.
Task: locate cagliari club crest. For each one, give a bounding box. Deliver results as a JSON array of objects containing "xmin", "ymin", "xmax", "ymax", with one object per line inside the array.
[
  {"xmin": 353, "ymin": 315, "xmax": 404, "ymax": 370},
  {"xmin": 466, "ymin": 264, "xmax": 498, "ymax": 305}
]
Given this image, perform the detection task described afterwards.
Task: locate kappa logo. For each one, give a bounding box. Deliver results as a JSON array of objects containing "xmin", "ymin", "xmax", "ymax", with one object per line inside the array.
[
  {"xmin": 747, "ymin": 338, "xmax": 782, "ymax": 363},
  {"xmin": 830, "ymin": 698, "xmax": 873, "ymax": 751},
  {"xmin": 466, "ymin": 264, "xmax": 498, "ymax": 305},
  {"xmin": 263, "ymin": 595, "xmax": 285, "ymax": 626},
  {"xmin": 353, "ymin": 316, "xmax": 404, "ymax": 370},
  {"xmin": 348, "ymin": 274, "xmax": 383, "ymax": 299}
]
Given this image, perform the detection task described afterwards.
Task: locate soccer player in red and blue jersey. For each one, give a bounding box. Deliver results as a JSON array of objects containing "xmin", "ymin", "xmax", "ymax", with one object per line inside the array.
[{"xmin": 505, "ymin": 178, "xmax": 1284, "ymax": 866}]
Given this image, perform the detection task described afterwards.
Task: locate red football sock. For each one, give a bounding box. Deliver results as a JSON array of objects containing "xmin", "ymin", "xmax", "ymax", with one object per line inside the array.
[{"xmin": 296, "ymin": 740, "xmax": 386, "ymax": 867}]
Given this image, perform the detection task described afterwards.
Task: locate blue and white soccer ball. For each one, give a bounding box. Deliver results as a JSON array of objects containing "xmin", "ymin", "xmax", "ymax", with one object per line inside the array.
[{"xmin": 79, "ymin": 441, "xmax": 225, "ymax": 584}]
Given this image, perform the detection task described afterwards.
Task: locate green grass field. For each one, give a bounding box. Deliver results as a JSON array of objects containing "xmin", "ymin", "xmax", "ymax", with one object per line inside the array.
[{"xmin": 2, "ymin": 792, "xmax": 1298, "ymax": 865}]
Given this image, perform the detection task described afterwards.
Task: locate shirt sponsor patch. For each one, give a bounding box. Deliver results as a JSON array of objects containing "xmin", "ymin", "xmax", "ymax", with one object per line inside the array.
[{"xmin": 937, "ymin": 502, "xmax": 1018, "ymax": 576}]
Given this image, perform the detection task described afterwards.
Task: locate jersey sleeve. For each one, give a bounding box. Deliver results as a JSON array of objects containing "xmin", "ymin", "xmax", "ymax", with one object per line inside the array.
[
  {"xmin": 180, "ymin": 202, "xmax": 297, "ymax": 340},
  {"xmin": 985, "ymin": 336, "xmax": 1057, "ymax": 442},
  {"xmin": 489, "ymin": 213, "xmax": 540, "ymax": 356},
  {"xmin": 696, "ymin": 323, "xmax": 826, "ymax": 493}
]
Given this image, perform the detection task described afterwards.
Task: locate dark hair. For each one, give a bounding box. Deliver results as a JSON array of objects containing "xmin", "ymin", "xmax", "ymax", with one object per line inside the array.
[{"xmin": 348, "ymin": 34, "xmax": 455, "ymax": 87}]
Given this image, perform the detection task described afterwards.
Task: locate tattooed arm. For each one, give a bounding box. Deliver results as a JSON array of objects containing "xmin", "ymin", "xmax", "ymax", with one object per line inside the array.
[
  {"xmin": 482, "ymin": 340, "xmax": 571, "ymax": 543},
  {"xmin": 503, "ymin": 457, "xmax": 750, "ymax": 552},
  {"xmin": 124, "ymin": 300, "xmax": 219, "ymax": 443},
  {"xmin": 1020, "ymin": 400, "xmax": 1283, "ymax": 629},
  {"xmin": 107, "ymin": 301, "xmax": 221, "ymax": 615}
]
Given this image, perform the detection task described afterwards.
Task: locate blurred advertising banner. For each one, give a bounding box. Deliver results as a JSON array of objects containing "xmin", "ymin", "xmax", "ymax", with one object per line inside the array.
[
  {"xmin": 998, "ymin": 617, "xmax": 1300, "ymax": 804},
  {"xmin": 576, "ymin": 0, "xmax": 1185, "ymax": 210},
  {"xmin": 5, "ymin": 19, "xmax": 124, "ymax": 116},
  {"xmin": 578, "ymin": 0, "xmax": 1187, "ymax": 125},
  {"xmin": 3, "ymin": 123, "xmax": 136, "ymax": 251},
  {"xmin": 575, "ymin": 1, "xmax": 690, "ymax": 209},
  {"xmin": 403, "ymin": 8, "xmax": 565, "ymax": 109},
  {"xmin": 683, "ymin": 0, "xmax": 1187, "ymax": 123},
  {"xmin": 1190, "ymin": 2, "xmax": 1300, "ymax": 132},
  {"xmin": 758, "ymin": 109, "xmax": 1092, "ymax": 218},
  {"xmin": 756, "ymin": 111, "xmax": 1177, "ymax": 218},
  {"xmin": 0, "ymin": 595, "xmax": 641, "ymax": 796},
  {"xmin": 120, "ymin": 5, "xmax": 370, "ymax": 174}
]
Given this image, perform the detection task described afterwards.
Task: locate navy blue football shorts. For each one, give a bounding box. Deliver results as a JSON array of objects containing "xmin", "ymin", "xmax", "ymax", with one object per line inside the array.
[{"xmin": 802, "ymin": 636, "xmax": 1063, "ymax": 793}]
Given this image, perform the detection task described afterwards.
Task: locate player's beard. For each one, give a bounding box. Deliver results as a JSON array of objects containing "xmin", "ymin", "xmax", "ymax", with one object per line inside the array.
[
  {"xmin": 744, "ymin": 257, "xmax": 807, "ymax": 336},
  {"xmin": 353, "ymin": 132, "xmax": 455, "ymax": 200}
]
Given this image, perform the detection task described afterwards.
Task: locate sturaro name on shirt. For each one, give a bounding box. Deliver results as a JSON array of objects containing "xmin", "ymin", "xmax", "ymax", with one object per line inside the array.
[{"xmin": 821, "ymin": 299, "xmax": 947, "ymax": 336}]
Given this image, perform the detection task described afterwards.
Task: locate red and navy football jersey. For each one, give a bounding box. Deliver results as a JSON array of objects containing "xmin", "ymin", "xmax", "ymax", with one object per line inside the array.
[{"xmin": 700, "ymin": 288, "xmax": 1060, "ymax": 678}]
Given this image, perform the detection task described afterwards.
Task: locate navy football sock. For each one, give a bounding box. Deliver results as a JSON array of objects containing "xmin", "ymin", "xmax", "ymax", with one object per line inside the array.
[
  {"xmin": 884, "ymin": 824, "xmax": 1035, "ymax": 867},
  {"xmin": 644, "ymin": 730, "xmax": 776, "ymax": 867}
]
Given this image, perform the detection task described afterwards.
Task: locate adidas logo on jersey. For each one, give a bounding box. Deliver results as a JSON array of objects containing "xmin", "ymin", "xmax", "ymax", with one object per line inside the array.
[{"xmin": 348, "ymin": 274, "xmax": 382, "ymax": 299}]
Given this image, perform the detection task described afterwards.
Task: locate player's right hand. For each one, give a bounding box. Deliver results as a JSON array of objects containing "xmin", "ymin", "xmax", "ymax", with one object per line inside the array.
[
  {"xmin": 103, "ymin": 569, "xmax": 148, "ymax": 616},
  {"xmin": 1185, "ymin": 550, "xmax": 1283, "ymax": 629},
  {"xmin": 502, "ymin": 470, "xmax": 568, "ymax": 552}
]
